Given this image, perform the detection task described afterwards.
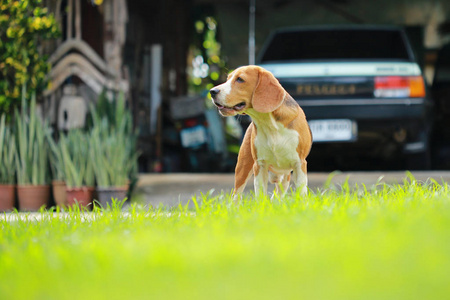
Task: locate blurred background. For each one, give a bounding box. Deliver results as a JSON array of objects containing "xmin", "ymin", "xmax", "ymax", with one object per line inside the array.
[{"xmin": 3, "ymin": 0, "xmax": 450, "ymax": 174}]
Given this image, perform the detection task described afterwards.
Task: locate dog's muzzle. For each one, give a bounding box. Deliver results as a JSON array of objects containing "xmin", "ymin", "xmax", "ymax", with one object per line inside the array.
[
  {"xmin": 210, "ymin": 88, "xmax": 246, "ymax": 113},
  {"xmin": 213, "ymin": 101, "xmax": 246, "ymax": 112},
  {"xmin": 210, "ymin": 88, "xmax": 220, "ymax": 99}
]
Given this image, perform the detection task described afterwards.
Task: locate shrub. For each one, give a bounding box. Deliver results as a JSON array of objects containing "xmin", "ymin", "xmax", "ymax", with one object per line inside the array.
[{"xmin": 0, "ymin": 0, "xmax": 59, "ymax": 114}]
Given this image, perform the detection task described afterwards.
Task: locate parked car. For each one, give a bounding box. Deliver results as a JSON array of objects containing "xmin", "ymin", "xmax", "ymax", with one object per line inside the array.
[{"xmin": 257, "ymin": 25, "xmax": 434, "ymax": 170}]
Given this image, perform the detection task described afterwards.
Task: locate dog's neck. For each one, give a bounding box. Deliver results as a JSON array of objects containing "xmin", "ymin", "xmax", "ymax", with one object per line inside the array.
[
  {"xmin": 245, "ymin": 109, "xmax": 279, "ymax": 131},
  {"xmin": 246, "ymin": 93, "xmax": 300, "ymax": 130}
]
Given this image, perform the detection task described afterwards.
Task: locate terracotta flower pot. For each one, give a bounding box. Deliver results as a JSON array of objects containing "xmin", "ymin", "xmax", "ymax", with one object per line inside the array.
[
  {"xmin": 0, "ymin": 184, "xmax": 16, "ymax": 212},
  {"xmin": 52, "ymin": 180, "xmax": 67, "ymax": 207},
  {"xmin": 96, "ymin": 186, "xmax": 129, "ymax": 208},
  {"xmin": 66, "ymin": 186, "xmax": 94, "ymax": 210},
  {"xmin": 17, "ymin": 185, "xmax": 50, "ymax": 211}
]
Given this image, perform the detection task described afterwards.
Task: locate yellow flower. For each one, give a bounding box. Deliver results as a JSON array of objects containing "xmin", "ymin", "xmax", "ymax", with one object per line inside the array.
[
  {"xmin": 31, "ymin": 17, "xmax": 41, "ymax": 30},
  {"xmin": 42, "ymin": 17, "xmax": 52, "ymax": 28},
  {"xmin": 94, "ymin": 0, "xmax": 103, "ymax": 5}
]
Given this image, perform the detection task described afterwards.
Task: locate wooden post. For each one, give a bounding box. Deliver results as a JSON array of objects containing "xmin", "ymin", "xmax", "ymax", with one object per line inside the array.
[
  {"xmin": 67, "ymin": 0, "xmax": 73, "ymax": 39},
  {"xmin": 56, "ymin": 0, "xmax": 62, "ymax": 46},
  {"xmin": 75, "ymin": 0, "xmax": 81, "ymax": 40},
  {"xmin": 103, "ymin": 0, "xmax": 128, "ymax": 82}
]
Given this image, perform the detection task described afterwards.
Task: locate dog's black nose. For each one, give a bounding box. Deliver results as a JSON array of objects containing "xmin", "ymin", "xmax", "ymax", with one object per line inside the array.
[{"xmin": 210, "ymin": 88, "xmax": 220, "ymax": 98}]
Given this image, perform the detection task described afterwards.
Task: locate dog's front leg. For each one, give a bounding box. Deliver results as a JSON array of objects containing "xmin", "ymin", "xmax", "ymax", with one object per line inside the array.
[
  {"xmin": 254, "ymin": 161, "xmax": 269, "ymax": 195},
  {"xmin": 293, "ymin": 159, "xmax": 308, "ymax": 196}
]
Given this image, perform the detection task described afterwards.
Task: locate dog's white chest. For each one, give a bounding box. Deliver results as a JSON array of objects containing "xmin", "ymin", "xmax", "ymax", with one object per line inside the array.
[{"xmin": 254, "ymin": 120, "xmax": 300, "ymax": 172}]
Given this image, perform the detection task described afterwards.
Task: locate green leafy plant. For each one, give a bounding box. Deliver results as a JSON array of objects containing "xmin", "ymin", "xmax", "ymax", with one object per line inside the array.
[
  {"xmin": 14, "ymin": 90, "xmax": 50, "ymax": 185},
  {"xmin": 47, "ymin": 132, "xmax": 65, "ymax": 181},
  {"xmin": 90, "ymin": 119, "xmax": 138, "ymax": 187},
  {"xmin": 0, "ymin": 0, "xmax": 60, "ymax": 114},
  {"xmin": 87, "ymin": 90, "xmax": 134, "ymax": 136},
  {"xmin": 88, "ymin": 90, "xmax": 139, "ymax": 187},
  {"xmin": 0, "ymin": 114, "xmax": 16, "ymax": 184},
  {"xmin": 188, "ymin": 16, "xmax": 227, "ymax": 94},
  {"xmin": 60, "ymin": 130, "xmax": 95, "ymax": 188}
]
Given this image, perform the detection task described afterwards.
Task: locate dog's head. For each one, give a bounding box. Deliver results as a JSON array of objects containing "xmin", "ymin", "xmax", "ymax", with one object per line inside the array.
[{"xmin": 210, "ymin": 65, "xmax": 285, "ymax": 117}]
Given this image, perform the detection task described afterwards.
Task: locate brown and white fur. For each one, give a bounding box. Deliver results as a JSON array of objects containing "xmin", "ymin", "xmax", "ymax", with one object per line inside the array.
[{"xmin": 210, "ymin": 65, "xmax": 312, "ymax": 197}]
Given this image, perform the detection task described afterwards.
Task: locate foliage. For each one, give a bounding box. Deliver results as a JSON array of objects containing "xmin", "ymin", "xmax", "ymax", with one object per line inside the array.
[
  {"xmin": 0, "ymin": 0, "xmax": 60, "ymax": 114},
  {"xmin": 60, "ymin": 130, "xmax": 95, "ymax": 188},
  {"xmin": 46, "ymin": 131, "xmax": 65, "ymax": 181},
  {"xmin": 0, "ymin": 114, "xmax": 16, "ymax": 184},
  {"xmin": 87, "ymin": 90, "xmax": 139, "ymax": 187},
  {"xmin": 86, "ymin": 90, "xmax": 133, "ymax": 134},
  {"xmin": 1, "ymin": 179, "xmax": 450, "ymax": 299},
  {"xmin": 90, "ymin": 119, "xmax": 138, "ymax": 187},
  {"xmin": 188, "ymin": 16, "xmax": 228, "ymax": 95},
  {"xmin": 14, "ymin": 90, "xmax": 50, "ymax": 185}
]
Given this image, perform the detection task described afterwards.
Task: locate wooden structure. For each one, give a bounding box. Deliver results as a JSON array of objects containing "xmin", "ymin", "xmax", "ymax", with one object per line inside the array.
[
  {"xmin": 36, "ymin": 0, "xmax": 195, "ymax": 170},
  {"xmin": 42, "ymin": 0, "xmax": 129, "ymax": 126}
]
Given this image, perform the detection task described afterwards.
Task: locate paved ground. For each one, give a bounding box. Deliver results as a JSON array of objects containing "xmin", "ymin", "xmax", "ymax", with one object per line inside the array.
[{"xmin": 133, "ymin": 171, "xmax": 450, "ymax": 207}]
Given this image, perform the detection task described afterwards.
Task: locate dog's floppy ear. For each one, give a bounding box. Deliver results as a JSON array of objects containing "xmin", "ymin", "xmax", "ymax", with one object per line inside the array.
[{"xmin": 252, "ymin": 68, "xmax": 285, "ymax": 113}]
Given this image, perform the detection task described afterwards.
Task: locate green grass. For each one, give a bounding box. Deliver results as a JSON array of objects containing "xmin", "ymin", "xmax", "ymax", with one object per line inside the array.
[{"xmin": 1, "ymin": 175, "xmax": 450, "ymax": 299}]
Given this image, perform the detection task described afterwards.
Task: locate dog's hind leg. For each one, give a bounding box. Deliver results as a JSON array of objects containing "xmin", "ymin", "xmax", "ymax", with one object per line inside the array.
[
  {"xmin": 234, "ymin": 164, "xmax": 253, "ymax": 196},
  {"xmin": 233, "ymin": 125, "xmax": 254, "ymax": 197}
]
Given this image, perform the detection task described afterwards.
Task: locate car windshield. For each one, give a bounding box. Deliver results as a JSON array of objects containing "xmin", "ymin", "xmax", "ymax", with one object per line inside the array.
[{"xmin": 259, "ymin": 29, "xmax": 411, "ymax": 62}]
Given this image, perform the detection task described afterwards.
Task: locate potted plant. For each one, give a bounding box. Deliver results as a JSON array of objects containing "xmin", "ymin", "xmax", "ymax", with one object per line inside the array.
[
  {"xmin": 0, "ymin": 114, "xmax": 16, "ymax": 212},
  {"xmin": 90, "ymin": 121, "xmax": 138, "ymax": 207},
  {"xmin": 15, "ymin": 94, "xmax": 51, "ymax": 211},
  {"xmin": 88, "ymin": 91, "xmax": 139, "ymax": 208},
  {"xmin": 47, "ymin": 133, "xmax": 67, "ymax": 207},
  {"xmin": 60, "ymin": 130, "xmax": 95, "ymax": 209}
]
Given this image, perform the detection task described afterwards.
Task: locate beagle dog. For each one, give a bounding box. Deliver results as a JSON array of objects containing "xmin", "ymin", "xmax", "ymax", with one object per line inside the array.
[{"xmin": 210, "ymin": 65, "xmax": 312, "ymax": 197}]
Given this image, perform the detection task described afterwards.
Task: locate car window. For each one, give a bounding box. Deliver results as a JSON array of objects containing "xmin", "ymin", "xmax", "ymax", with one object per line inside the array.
[{"xmin": 260, "ymin": 29, "xmax": 411, "ymax": 62}]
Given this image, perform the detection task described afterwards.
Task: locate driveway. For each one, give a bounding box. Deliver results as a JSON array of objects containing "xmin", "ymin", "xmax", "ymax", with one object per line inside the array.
[{"xmin": 133, "ymin": 171, "xmax": 450, "ymax": 207}]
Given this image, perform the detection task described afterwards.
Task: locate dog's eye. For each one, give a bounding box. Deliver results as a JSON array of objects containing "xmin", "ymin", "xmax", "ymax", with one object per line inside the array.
[{"xmin": 236, "ymin": 77, "xmax": 245, "ymax": 83}]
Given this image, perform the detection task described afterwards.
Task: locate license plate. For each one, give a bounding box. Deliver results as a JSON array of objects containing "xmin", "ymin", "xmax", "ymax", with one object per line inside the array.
[
  {"xmin": 180, "ymin": 126, "xmax": 207, "ymax": 148},
  {"xmin": 308, "ymin": 119, "xmax": 357, "ymax": 142}
]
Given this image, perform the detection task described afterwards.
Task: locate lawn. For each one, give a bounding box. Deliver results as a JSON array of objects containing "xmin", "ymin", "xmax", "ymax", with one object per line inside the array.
[{"xmin": 1, "ymin": 175, "xmax": 450, "ymax": 300}]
